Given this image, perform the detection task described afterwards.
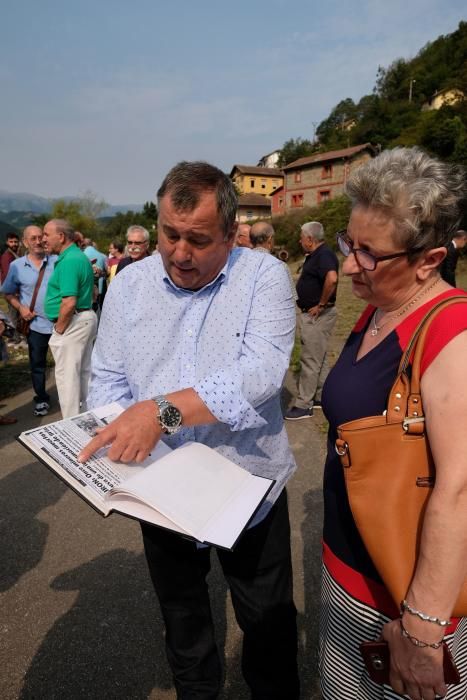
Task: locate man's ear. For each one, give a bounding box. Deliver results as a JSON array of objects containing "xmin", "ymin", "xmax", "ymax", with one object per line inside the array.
[
  {"xmin": 227, "ymin": 222, "xmax": 238, "ymax": 248},
  {"xmin": 416, "ymin": 247, "xmax": 446, "ymax": 280}
]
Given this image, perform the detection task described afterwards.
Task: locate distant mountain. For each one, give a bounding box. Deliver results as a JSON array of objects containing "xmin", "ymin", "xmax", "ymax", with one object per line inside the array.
[
  {"xmin": 0, "ymin": 210, "xmax": 40, "ymax": 229},
  {"xmin": 0, "ymin": 190, "xmax": 143, "ymax": 218},
  {"xmin": 0, "ymin": 190, "xmax": 52, "ymax": 214}
]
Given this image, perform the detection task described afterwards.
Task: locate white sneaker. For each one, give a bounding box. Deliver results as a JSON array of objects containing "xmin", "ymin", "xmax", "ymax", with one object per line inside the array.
[{"xmin": 34, "ymin": 402, "xmax": 50, "ymax": 416}]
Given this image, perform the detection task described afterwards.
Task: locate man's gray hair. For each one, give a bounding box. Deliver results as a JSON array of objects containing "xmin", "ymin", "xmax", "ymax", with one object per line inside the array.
[
  {"xmin": 250, "ymin": 221, "xmax": 274, "ymax": 247},
  {"xmin": 157, "ymin": 161, "xmax": 238, "ymax": 239},
  {"xmin": 346, "ymin": 146, "xmax": 466, "ymax": 251},
  {"xmin": 301, "ymin": 221, "xmax": 324, "ymax": 241},
  {"xmin": 126, "ymin": 225, "xmax": 149, "ymax": 243},
  {"xmin": 50, "ymin": 219, "xmax": 75, "ymax": 242}
]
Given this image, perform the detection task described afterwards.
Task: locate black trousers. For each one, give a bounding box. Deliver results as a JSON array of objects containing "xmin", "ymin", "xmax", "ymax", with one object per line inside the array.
[
  {"xmin": 141, "ymin": 489, "xmax": 299, "ymax": 700},
  {"xmin": 27, "ymin": 329, "xmax": 51, "ymax": 403}
]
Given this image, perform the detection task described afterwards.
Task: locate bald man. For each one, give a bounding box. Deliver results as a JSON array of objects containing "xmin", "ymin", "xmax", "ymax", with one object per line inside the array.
[{"xmin": 1, "ymin": 226, "xmax": 58, "ymax": 416}]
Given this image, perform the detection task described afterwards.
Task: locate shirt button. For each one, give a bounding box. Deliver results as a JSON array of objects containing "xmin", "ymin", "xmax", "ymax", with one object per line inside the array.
[
  {"xmin": 187, "ymin": 329, "xmax": 193, "ymax": 336},
  {"xmin": 186, "ymin": 363, "xmax": 191, "ymax": 369}
]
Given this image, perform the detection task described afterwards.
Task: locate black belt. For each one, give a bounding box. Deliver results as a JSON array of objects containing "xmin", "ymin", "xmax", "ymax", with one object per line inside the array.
[{"xmin": 299, "ymin": 302, "xmax": 335, "ymax": 313}]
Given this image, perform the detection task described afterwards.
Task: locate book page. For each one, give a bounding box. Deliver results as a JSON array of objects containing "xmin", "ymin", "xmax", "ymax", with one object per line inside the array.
[{"xmin": 109, "ymin": 442, "xmax": 259, "ymax": 541}]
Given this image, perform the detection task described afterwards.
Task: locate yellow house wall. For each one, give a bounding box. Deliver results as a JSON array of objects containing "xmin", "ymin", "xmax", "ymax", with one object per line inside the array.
[{"xmin": 233, "ymin": 173, "xmax": 283, "ymax": 196}]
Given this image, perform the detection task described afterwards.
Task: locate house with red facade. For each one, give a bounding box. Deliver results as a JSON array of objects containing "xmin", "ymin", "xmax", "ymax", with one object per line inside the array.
[{"xmin": 271, "ymin": 143, "xmax": 376, "ymax": 215}]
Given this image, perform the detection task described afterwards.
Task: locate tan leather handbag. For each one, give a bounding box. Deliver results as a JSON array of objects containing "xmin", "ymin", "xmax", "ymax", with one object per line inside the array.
[{"xmin": 335, "ymin": 296, "xmax": 467, "ymax": 617}]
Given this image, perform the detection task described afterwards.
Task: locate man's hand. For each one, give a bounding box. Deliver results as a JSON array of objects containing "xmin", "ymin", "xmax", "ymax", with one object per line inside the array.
[
  {"xmin": 307, "ymin": 304, "xmax": 321, "ymax": 320},
  {"xmin": 382, "ymin": 619, "xmax": 447, "ymax": 700},
  {"xmin": 78, "ymin": 401, "xmax": 161, "ymax": 464},
  {"xmin": 19, "ymin": 304, "xmax": 36, "ymax": 322}
]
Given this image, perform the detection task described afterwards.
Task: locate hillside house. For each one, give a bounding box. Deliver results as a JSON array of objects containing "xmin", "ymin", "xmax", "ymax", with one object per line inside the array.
[
  {"xmin": 230, "ymin": 165, "xmax": 283, "ymax": 197},
  {"xmin": 271, "ymin": 143, "xmax": 376, "ymax": 214},
  {"xmin": 236, "ymin": 193, "xmax": 271, "ymax": 222},
  {"xmin": 421, "ymin": 87, "xmax": 465, "ymax": 111}
]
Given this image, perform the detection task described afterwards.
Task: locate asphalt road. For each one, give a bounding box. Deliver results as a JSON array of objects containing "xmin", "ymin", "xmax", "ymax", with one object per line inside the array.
[{"xmin": 0, "ymin": 372, "xmax": 326, "ymax": 700}]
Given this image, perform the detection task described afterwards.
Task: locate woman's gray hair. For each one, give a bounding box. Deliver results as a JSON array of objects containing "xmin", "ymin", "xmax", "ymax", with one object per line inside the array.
[
  {"xmin": 126, "ymin": 225, "xmax": 149, "ymax": 243},
  {"xmin": 157, "ymin": 161, "xmax": 238, "ymax": 239},
  {"xmin": 346, "ymin": 147, "xmax": 466, "ymax": 252}
]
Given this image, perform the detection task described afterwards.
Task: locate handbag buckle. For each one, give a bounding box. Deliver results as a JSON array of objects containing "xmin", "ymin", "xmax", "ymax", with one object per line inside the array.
[
  {"xmin": 402, "ymin": 416, "xmax": 425, "ymax": 432},
  {"xmin": 335, "ymin": 440, "xmax": 349, "ymax": 457}
]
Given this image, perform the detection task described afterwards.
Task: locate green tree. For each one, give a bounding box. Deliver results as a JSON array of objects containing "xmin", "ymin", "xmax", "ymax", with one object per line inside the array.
[
  {"xmin": 277, "ymin": 138, "xmax": 316, "ymax": 168},
  {"xmin": 49, "ymin": 191, "xmax": 108, "ymax": 236}
]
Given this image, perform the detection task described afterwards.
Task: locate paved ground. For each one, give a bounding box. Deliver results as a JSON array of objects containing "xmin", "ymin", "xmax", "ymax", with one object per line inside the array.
[{"xmin": 0, "ymin": 371, "xmax": 327, "ymax": 700}]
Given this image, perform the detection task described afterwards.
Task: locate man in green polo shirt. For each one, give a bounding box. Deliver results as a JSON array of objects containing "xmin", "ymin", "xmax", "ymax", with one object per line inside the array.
[{"xmin": 43, "ymin": 219, "xmax": 97, "ymax": 418}]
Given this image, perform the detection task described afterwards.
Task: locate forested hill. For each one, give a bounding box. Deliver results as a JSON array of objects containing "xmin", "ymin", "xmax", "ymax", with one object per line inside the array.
[{"xmin": 279, "ymin": 21, "xmax": 467, "ymax": 168}]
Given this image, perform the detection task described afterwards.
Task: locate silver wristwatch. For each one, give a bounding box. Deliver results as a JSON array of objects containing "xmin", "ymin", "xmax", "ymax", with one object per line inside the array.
[{"xmin": 153, "ymin": 395, "xmax": 183, "ymax": 435}]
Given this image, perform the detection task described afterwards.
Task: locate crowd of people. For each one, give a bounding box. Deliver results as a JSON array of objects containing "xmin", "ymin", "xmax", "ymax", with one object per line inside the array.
[{"xmin": 2, "ymin": 146, "xmax": 467, "ymax": 699}]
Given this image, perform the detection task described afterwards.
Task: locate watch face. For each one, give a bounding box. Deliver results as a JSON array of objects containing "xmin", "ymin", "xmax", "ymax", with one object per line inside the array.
[{"xmin": 161, "ymin": 405, "xmax": 182, "ymax": 429}]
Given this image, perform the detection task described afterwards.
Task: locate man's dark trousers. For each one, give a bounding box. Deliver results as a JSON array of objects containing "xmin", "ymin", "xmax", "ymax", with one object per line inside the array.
[
  {"xmin": 141, "ymin": 489, "xmax": 299, "ymax": 699},
  {"xmin": 27, "ymin": 329, "xmax": 51, "ymax": 403}
]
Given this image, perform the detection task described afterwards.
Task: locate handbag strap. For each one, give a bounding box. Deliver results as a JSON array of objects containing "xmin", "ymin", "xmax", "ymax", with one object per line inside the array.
[
  {"xmin": 28, "ymin": 260, "xmax": 47, "ymax": 313},
  {"xmin": 386, "ymin": 295, "xmax": 467, "ymax": 430}
]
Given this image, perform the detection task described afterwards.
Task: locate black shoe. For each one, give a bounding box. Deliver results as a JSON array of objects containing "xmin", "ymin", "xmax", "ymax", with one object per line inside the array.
[{"xmin": 285, "ymin": 406, "xmax": 313, "ymax": 420}]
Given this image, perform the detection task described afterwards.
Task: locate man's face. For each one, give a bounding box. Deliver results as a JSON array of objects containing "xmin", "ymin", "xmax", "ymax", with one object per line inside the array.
[
  {"xmin": 126, "ymin": 232, "xmax": 149, "ymax": 260},
  {"xmin": 42, "ymin": 222, "xmax": 64, "ymax": 255},
  {"xmin": 23, "ymin": 227, "xmax": 44, "ymax": 256},
  {"xmin": 6, "ymin": 236, "xmax": 19, "ymax": 253},
  {"xmin": 300, "ymin": 232, "xmax": 315, "ymax": 253},
  {"xmin": 158, "ymin": 191, "xmax": 236, "ymax": 290},
  {"xmin": 236, "ymin": 225, "xmax": 252, "ymax": 248}
]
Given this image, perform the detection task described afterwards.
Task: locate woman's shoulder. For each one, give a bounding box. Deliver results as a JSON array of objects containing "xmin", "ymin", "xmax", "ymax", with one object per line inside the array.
[{"xmin": 398, "ymin": 289, "xmax": 467, "ymax": 375}]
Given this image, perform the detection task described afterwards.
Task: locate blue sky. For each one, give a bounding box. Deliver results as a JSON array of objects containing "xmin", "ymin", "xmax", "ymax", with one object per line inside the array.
[{"xmin": 1, "ymin": 0, "xmax": 465, "ymax": 204}]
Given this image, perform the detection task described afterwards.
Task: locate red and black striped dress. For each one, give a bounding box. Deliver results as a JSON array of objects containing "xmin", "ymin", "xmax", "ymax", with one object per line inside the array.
[{"xmin": 320, "ymin": 289, "xmax": 467, "ymax": 699}]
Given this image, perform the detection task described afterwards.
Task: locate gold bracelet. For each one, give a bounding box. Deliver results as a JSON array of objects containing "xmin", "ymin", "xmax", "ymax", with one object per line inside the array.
[
  {"xmin": 400, "ymin": 599, "xmax": 451, "ymax": 627},
  {"xmin": 399, "ymin": 619, "xmax": 444, "ymax": 649}
]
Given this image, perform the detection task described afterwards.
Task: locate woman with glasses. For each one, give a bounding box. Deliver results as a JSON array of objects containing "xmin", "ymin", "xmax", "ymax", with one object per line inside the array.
[{"xmin": 319, "ymin": 147, "xmax": 467, "ymax": 699}]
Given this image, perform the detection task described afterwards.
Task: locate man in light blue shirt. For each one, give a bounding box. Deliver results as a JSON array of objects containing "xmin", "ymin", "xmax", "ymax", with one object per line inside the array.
[
  {"xmin": 2, "ymin": 225, "xmax": 57, "ymax": 416},
  {"xmin": 80, "ymin": 161, "xmax": 300, "ymax": 699}
]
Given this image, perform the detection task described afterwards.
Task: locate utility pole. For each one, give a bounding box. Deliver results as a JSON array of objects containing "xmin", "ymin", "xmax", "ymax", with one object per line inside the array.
[{"xmin": 409, "ymin": 79, "xmax": 416, "ymax": 103}]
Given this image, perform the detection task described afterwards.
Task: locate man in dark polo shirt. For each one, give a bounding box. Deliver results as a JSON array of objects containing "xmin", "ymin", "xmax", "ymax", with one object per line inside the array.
[
  {"xmin": 43, "ymin": 219, "xmax": 97, "ymax": 418},
  {"xmin": 285, "ymin": 221, "xmax": 338, "ymax": 420}
]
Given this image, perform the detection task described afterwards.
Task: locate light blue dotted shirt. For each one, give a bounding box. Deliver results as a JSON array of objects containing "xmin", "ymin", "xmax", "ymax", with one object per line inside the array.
[{"xmin": 88, "ymin": 247, "xmax": 297, "ymax": 518}]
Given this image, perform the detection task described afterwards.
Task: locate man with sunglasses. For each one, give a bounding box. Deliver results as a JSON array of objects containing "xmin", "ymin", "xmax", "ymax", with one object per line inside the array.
[
  {"xmin": 285, "ymin": 221, "xmax": 338, "ymax": 420},
  {"xmin": 115, "ymin": 225, "xmax": 150, "ymax": 274}
]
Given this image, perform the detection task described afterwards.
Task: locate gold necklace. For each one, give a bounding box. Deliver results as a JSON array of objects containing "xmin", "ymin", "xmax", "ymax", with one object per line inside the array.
[{"xmin": 371, "ymin": 277, "xmax": 441, "ymax": 337}]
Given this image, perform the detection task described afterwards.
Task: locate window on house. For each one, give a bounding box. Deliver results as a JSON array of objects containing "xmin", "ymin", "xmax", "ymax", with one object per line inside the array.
[
  {"xmin": 318, "ymin": 190, "xmax": 331, "ymax": 203},
  {"xmin": 272, "ymin": 180, "xmax": 278, "ymax": 188},
  {"xmin": 278, "ymin": 198, "xmax": 284, "ymax": 208},
  {"xmin": 261, "ymin": 179, "xmax": 266, "ymax": 189},
  {"xmin": 322, "ymin": 164, "xmax": 332, "ymax": 179},
  {"xmin": 294, "ymin": 171, "xmax": 302, "ymax": 183},
  {"xmin": 246, "ymin": 211, "xmax": 253, "ymax": 219},
  {"xmin": 250, "ymin": 179, "xmax": 255, "ymax": 188},
  {"xmin": 291, "ymin": 193, "xmax": 304, "ymax": 208}
]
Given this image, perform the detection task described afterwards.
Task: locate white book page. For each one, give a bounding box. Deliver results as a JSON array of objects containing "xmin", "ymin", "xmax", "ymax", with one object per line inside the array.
[
  {"xmin": 109, "ymin": 442, "xmax": 254, "ymax": 540},
  {"xmin": 199, "ymin": 477, "xmax": 272, "ymax": 549}
]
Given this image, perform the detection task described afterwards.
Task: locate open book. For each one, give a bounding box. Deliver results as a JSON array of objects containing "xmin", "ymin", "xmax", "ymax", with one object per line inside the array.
[{"xmin": 18, "ymin": 403, "xmax": 274, "ymax": 550}]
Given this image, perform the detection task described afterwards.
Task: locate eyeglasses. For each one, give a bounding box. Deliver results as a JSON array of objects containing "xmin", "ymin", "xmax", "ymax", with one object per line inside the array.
[
  {"xmin": 127, "ymin": 240, "xmax": 147, "ymax": 246},
  {"xmin": 336, "ymin": 231, "xmax": 422, "ymax": 271}
]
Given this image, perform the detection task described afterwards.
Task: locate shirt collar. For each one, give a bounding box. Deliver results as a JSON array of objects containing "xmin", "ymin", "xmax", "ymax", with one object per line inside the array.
[{"xmin": 161, "ymin": 254, "xmax": 230, "ymax": 294}]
